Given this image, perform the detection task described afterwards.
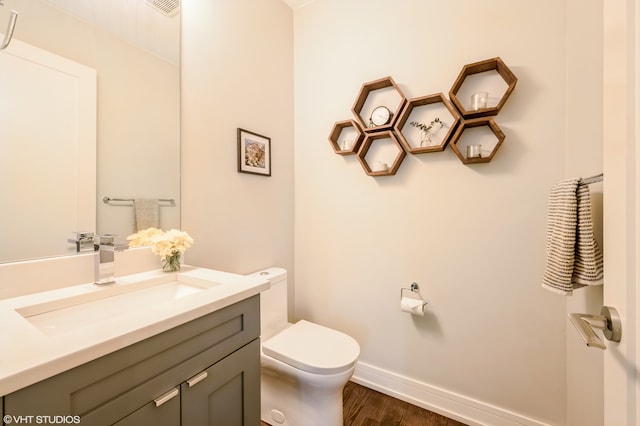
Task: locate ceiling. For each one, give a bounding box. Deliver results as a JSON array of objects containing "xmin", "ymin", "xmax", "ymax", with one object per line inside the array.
[
  {"xmin": 44, "ymin": 0, "xmax": 308, "ymax": 62},
  {"xmin": 44, "ymin": 0, "xmax": 180, "ymax": 64},
  {"xmin": 281, "ymin": 0, "xmax": 315, "ymax": 10}
]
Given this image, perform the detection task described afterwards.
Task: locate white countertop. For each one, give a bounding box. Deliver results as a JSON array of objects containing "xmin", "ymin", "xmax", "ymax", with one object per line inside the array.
[{"xmin": 0, "ymin": 266, "xmax": 269, "ymax": 396}]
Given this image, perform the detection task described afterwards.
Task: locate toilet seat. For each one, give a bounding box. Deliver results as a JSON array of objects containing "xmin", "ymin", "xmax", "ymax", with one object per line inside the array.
[{"xmin": 262, "ymin": 320, "xmax": 360, "ymax": 375}]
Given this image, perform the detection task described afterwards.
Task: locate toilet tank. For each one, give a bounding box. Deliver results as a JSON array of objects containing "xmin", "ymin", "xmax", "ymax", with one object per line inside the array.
[{"xmin": 248, "ymin": 267, "xmax": 288, "ymax": 340}]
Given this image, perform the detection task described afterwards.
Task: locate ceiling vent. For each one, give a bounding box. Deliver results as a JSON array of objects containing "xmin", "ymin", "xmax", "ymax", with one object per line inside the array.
[{"xmin": 145, "ymin": 0, "xmax": 180, "ymax": 17}]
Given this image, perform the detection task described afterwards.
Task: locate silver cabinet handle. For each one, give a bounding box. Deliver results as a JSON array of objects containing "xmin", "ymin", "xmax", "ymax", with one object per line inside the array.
[
  {"xmin": 154, "ymin": 387, "xmax": 180, "ymax": 407},
  {"xmin": 0, "ymin": 10, "xmax": 18, "ymax": 50},
  {"xmin": 187, "ymin": 371, "xmax": 208, "ymax": 387},
  {"xmin": 569, "ymin": 306, "xmax": 622, "ymax": 350}
]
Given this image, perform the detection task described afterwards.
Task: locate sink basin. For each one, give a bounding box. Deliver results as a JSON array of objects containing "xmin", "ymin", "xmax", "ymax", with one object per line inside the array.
[{"xmin": 15, "ymin": 274, "xmax": 221, "ymax": 336}]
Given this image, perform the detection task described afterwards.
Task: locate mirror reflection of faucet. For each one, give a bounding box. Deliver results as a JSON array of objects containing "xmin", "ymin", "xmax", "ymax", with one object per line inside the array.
[
  {"xmin": 94, "ymin": 234, "xmax": 128, "ymax": 286},
  {"xmin": 68, "ymin": 231, "xmax": 96, "ymax": 253}
]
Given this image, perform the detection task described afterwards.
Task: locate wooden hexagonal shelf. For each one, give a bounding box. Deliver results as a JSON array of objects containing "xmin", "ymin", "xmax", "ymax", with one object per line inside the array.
[
  {"xmin": 449, "ymin": 117, "xmax": 505, "ymax": 164},
  {"xmin": 357, "ymin": 130, "xmax": 406, "ymax": 176},
  {"xmin": 352, "ymin": 76, "xmax": 407, "ymax": 134},
  {"xmin": 449, "ymin": 57, "xmax": 517, "ymax": 119},
  {"xmin": 329, "ymin": 119, "xmax": 364, "ymax": 155},
  {"xmin": 395, "ymin": 93, "xmax": 461, "ymax": 154}
]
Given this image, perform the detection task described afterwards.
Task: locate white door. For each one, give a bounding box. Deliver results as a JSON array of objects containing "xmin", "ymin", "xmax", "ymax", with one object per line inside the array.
[{"xmin": 602, "ymin": 1, "xmax": 639, "ymax": 425}]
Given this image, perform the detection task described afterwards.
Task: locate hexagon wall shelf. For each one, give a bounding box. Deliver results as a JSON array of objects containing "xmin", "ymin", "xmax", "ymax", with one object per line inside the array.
[
  {"xmin": 352, "ymin": 76, "xmax": 407, "ymax": 133},
  {"xmin": 449, "ymin": 117, "xmax": 505, "ymax": 165},
  {"xmin": 395, "ymin": 93, "xmax": 461, "ymax": 154},
  {"xmin": 329, "ymin": 59, "xmax": 517, "ymax": 175},
  {"xmin": 328, "ymin": 119, "xmax": 364, "ymax": 155},
  {"xmin": 357, "ymin": 130, "xmax": 406, "ymax": 176},
  {"xmin": 449, "ymin": 57, "xmax": 517, "ymax": 119}
]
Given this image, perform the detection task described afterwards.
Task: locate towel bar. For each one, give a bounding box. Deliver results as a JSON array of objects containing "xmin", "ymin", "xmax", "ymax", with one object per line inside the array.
[
  {"xmin": 103, "ymin": 196, "xmax": 175, "ymax": 205},
  {"xmin": 569, "ymin": 306, "xmax": 621, "ymax": 350},
  {"xmin": 581, "ymin": 173, "xmax": 603, "ymax": 184}
]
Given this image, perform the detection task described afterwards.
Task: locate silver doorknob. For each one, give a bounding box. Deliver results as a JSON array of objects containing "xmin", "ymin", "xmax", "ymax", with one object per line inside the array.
[{"xmin": 569, "ymin": 306, "xmax": 622, "ymax": 350}]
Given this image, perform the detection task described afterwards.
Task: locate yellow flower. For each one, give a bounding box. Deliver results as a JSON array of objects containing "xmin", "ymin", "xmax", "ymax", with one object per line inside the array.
[
  {"xmin": 126, "ymin": 227, "xmax": 164, "ymax": 247},
  {"xmin": 127, "ymin": 227, "xmax": 194, "ymax": 259}
]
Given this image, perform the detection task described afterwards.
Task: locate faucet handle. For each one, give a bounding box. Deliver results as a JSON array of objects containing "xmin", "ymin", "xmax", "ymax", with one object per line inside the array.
[
  {"xmin": 96, "ymin": 234, "xmax": 116, "ymax": 245},
  {"xmin": 75, "ymin": 231, "xmax": 94, "ymax": 239},
  {"xmin": 95, "ymin": 234, "xmax": 128, "ymax": 252},
  {"xmin": 68, "ymin": 232, "xmax": 95, "ymax": 252}
]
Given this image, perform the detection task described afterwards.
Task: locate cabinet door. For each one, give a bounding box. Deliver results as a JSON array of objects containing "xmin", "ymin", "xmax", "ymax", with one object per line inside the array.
[
  {"xmin": 113, "ymin": 387, "xmax": 180, "ymax": 426},
  {"xmin": 181, "ymin": 339, "xmax": 260, "ymax": 426}
]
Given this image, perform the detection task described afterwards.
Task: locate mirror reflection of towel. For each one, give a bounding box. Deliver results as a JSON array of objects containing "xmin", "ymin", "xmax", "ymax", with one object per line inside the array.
[{"xmin": 134, "ymin": 199, "xmax": 160, "ymax": 231}]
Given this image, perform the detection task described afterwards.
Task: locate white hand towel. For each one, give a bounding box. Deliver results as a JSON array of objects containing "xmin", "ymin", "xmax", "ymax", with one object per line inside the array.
[
  {"xmin": 542, "ymin": 178, "xmax": 603, "ymax": 295},
  {"xmin": 134, "ymin": 198, "xmax": 160, "ymax": 231}
]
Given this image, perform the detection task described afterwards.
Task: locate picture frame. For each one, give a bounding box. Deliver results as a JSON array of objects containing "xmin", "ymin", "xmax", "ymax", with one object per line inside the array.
[{"xmin": 237, "ymin": 128, "xmax": 271, "ymax": 176}]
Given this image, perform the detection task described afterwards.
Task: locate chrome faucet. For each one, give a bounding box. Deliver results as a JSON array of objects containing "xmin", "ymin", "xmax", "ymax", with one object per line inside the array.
[{"xmin": 94, "ymin": 234, "xmax": 127, "ymax": 286}]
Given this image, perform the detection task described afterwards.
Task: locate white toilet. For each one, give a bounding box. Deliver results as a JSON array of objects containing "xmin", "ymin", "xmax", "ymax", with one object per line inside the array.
[{"xmin": 249, "ymin": 267, "xmax": 360, "ymax": 426}]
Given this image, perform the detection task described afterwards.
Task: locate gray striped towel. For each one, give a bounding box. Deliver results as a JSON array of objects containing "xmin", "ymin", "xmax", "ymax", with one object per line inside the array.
[{"xmin": 542, "ymin": 178, "xmax": 604, "ymax": 295}]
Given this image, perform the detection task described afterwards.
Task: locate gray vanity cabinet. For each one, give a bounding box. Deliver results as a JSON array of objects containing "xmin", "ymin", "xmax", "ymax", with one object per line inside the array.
[
  {"xmin": 181, "ymin": 339, "xmax": 260, "ymax": 425},
  {"xmin": 3, "ymin": 296, "xmax": 261, "ymax": 426}
]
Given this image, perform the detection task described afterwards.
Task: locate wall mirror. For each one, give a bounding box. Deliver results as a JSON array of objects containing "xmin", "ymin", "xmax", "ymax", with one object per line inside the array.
[{"xmin": 0, "ymin": 0, "xmax": 181, "ymax": 264}]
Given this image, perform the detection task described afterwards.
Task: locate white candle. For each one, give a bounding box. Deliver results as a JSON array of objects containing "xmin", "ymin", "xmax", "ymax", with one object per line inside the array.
[
  {"xmin": 371, "ymin": 161, "xmax": 389, "ymax": 172},
  {"xmin": 466, "ymin": 144, "xmax": 482, "ymax": 158},
  {"xmin": 471, "ymin": 92, "xmax": 489, "ymax": 110}
]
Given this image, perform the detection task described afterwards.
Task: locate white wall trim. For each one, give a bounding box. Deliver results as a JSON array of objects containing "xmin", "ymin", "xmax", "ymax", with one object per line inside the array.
[{"xmin": 352, "ymin": 362, "xmax": 552, "ymax": 426}]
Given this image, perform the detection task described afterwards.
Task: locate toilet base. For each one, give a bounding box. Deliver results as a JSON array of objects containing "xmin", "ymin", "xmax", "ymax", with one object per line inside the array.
[{"xmin": 260, "ymin": 353, "xmax": 355, "ymax": 426}]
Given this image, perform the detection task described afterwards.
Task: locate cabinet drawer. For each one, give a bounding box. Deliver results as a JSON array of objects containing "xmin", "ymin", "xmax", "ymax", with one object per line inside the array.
[
  {"xmin": 112, "ymin": 387, "xmax": 180, "ymax": 426},
  {"xmin": 5, "ymin": 295, "xmax": 259, "ymax": 425}
]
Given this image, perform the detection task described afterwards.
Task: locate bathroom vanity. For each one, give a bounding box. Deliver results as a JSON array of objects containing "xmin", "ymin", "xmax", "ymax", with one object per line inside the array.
[{"xmin": 0, "ymin": 266, "xmax": 269, "ymax": 425}]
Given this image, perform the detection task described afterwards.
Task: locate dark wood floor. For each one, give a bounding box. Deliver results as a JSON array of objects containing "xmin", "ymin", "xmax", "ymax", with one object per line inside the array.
[{"xmin": 261, "ymin": 381, "xmax": 467, "ymax": 426}]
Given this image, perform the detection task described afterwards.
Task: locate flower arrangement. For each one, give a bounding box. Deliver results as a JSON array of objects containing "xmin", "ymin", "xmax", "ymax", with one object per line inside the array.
[
  {"xmin": 127, "ymin": 227, "xmax": 194, "ymax": 272},
  {"xmin": 410, "ymin": 117, "xmax": 444, "ymax": 147}
]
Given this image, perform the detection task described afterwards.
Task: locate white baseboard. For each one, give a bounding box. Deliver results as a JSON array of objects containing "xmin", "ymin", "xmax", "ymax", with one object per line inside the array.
[{"xmin": 351, "ymin": 362, "xmax": 552, "ymax": 426}]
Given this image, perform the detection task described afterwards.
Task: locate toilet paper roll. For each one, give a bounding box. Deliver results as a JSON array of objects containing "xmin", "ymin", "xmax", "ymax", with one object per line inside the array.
[{"xmin": 400, "ymin": 297, "xmax": 425, "ymax": 316}]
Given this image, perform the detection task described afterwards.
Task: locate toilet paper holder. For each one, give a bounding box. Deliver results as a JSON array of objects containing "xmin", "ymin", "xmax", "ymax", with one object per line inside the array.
[{"xmin": 400, "ymin": 283, "xmax": 427, "ymax": 308}]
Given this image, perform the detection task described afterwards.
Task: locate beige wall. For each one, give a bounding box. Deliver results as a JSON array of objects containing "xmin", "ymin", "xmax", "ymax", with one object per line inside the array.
[
  {"xmin": 292, "ymin": 1, "xmax": 600, "ymax": 425},
  {"xmin": 181, "ymin": 0, "xmax": 294, "ymax": 279}
]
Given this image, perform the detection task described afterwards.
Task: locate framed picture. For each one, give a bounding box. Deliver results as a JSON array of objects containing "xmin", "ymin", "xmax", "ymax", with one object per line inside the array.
[{"xmin": 237, "ymin": 128, "xmax": 271, "ymax": 176}]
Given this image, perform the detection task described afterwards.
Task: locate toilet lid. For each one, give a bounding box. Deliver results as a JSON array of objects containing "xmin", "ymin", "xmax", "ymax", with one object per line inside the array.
[{"xmin": 262, "ymin": 320, "xmax": 360, "ymax": 375}]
